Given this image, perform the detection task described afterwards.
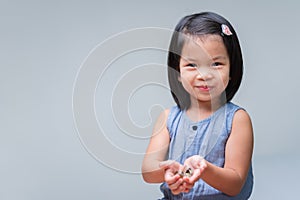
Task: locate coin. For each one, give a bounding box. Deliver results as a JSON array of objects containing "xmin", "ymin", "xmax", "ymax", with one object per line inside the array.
[
  {"xmin": 177, "ymin": 167, "xmax": 193, "ymax": 177},
  {"xmin": 184, "ymin": 167, "xmax": 193, "ymax": 177}
]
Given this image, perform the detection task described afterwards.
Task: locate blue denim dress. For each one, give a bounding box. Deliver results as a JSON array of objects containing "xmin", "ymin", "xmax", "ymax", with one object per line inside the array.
[{"xmin": 159, "ymin": 102, "xmax": 253, "ymax": 200}]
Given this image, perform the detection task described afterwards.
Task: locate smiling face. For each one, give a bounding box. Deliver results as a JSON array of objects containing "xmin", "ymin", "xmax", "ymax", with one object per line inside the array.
[{"xmin": 179, "ymin": 34, "xmax": 230, "ymax": 106}]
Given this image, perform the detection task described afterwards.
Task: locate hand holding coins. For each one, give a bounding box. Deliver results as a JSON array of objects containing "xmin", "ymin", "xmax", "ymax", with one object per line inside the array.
[
  {"xmin": 177, "ymin": 166, "xmax": 194, "ymax": 178},
  {"xmin": 159, "ymin": 156, "xmax": 206, "ymax": 194}
]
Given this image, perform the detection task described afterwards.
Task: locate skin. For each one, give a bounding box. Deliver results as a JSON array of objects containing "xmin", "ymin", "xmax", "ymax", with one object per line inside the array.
[{"xmin": 142, "ymin": 34, "xmax": 253, "ymax": 196}]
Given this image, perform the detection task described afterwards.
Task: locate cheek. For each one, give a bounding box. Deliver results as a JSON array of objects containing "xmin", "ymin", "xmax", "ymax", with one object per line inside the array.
[
  {"xmin": 220, "ymin": 67, "xmax": 230, "ymax": 82},
  {"xmin": 180, "ymin": 77, "xmax": 190, "ymax": 89},
  {"xmin": 179, "ymin": 72, "xmax": 193, "ymax": 91},
  {"xmin": 224, "ymin": 70, "xmax": 230, "ymax": 85},
  {"xmin": 179, "ymin": 70, "xmax": 189, "ymax": 84},
  {"xmin": 223, "ymin": 76, "xmax": 230, "ymax": 88},
  {"xmin": 214, "ymin": 71, "xmax": 230, "ymax": 89},
  {"xmin": 223, "ymin": 80, "xmax": 230, "ymax": 93}
]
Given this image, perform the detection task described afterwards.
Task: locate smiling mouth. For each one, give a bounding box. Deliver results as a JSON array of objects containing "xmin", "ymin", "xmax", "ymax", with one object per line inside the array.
[{"xmin": 196, "ymin": 85, "xmax": 210, "ymax": 91}]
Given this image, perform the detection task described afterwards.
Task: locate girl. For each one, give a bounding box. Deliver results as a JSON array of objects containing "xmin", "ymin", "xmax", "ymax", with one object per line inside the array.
[{"xmin": 142, "ymin": 12, "xmax": 253, "ymax": 199}]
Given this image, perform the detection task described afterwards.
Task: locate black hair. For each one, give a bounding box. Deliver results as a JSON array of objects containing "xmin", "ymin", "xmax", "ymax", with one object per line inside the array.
[{"xmin": 168, "ymin": 12, "xmax": 243, "ymax": 110}]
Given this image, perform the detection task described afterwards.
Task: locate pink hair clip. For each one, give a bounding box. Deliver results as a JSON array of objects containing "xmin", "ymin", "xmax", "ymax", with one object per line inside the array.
[{"xmin": 221, "ymin": 24, "xmax": 233, "ymax": 36}]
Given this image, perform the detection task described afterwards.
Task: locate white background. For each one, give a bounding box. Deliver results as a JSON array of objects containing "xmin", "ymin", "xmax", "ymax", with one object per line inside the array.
[{"xmin": 1, "ymin": 0, "xmax": 300, "ymax": 199}]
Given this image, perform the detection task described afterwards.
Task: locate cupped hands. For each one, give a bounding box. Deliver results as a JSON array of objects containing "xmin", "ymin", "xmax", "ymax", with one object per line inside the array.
[{"xmin": 159, "ymin": 155, "xmax": 207, "ymax": 194}]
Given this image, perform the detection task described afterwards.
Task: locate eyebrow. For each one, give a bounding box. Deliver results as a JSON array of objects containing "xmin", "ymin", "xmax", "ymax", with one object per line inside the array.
[
  {"xmin": 212, "ymin": 56, "xmax": 227, "ymax": 60},
  {"xmin": 181, "ymin": 56, "xmax": 226, "ymax": 62},
  {"xmin": 181, "ymin": 57, "xmax": 198, "ymax": 62}
]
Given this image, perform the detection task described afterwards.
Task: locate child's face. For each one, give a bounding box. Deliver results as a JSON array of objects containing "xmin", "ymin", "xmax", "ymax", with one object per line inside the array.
[{"xmin": 179, "ymin": 34, "xmax": 230, "ymax": 104}]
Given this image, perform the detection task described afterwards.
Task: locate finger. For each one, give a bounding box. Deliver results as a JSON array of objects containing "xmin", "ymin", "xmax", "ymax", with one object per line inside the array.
[
  {"xmin": 168, "ymin": 177, "xmax": 183, "ymax": 190},
  {"xmin": 182, "ymin": 182, "xmax": 194, "ymax": 190},
  {"xmin": 184, "ymin": 169, "xmax": 201, "ymax": 183},
  {"xmin": 160, "ymin": 160, "xmax": 182, "ymax": 172},
  {"xmin": 171, "ymin": 184, "xmax": 185, "ymax": 195},
  {"xmin": 165, "ymin": 171, "xmax": 180, "ymax": 183},
  {"xmin": 159, "ymin": 160, "xmax": 174, "ymax": 170},
  {"xmin": 182, "ymin": 177, "xmax": 194, "ymax": 189}
]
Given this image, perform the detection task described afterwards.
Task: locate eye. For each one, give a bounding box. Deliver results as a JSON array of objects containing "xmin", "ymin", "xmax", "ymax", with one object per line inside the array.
[
  {"xmin": 211, "ymin": 62, "xmax": 222, "ymax": 68},
  {"xmin": 186, "ymin": 63, "xmax": 197, "ymax": 68}
]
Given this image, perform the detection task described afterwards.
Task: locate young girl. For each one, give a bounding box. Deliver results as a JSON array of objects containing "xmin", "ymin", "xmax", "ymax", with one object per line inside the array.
[{"xmin": 142, "ymin": 12, "xmax": 254, "ymax": 199}]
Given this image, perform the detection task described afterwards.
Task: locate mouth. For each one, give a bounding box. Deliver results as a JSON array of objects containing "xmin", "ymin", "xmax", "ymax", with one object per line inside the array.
[{"xmin": 196, "ymin": 85, "xmax": 210, "ymax": 92}]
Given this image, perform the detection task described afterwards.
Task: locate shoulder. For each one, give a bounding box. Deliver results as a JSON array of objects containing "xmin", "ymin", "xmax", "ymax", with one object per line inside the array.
[
  {"xmin": 161, "ymin": 105, "xmax": 182, "ymax": 124},
  {"xmin": 226, "ymin": 102, "xmax": 251, "ymax": 121},
  {"xmin": 155, "ymin": 105, "xmax": 180, "ymax": 118},
  {"xmin": 231, "ymin": 108, "xmax": 253, "ymax": 141},
  {"xmin": 166, "ymin": 105, "xmax": 182, "ymax": 124},
  {"xmin": 226, "ymin": 102, "xmax": 242, "ymax": 111},
  {"xmin": 232, "ymin": 109, "xmax": 253, "ymax": 136},
  {"xmin": 226, "ymin": 104, "xmax": 254, "ymax": 155},
  {"xmin": 153, "ymin": 107, "xmax": 175, "ymax": 132},
  {"xmin": 156, "ymin": 107, "xmax": 174, "ymax": 120},
  {"xmin": 157, "ymin": 106, "xmax": 182, "ymax": 138},
  {"xmin": 225, "ymin": 102, "xmax": 253, "ymax": 133},
  {"xmin": 227, "ymin": 102, "xmax": 252, "ymax": 124},
  {"xmin": 160, "ymin": 108, "xmax": 170, "ymax": 117},
  {"xmin": 233, "ymin": 109, "xmax": 252, "ymax": 123}
]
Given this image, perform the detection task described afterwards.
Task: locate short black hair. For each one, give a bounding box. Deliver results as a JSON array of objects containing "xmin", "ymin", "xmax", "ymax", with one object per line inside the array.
[{"xmin": 168, "ymin": 12, "xmax": 243, "ymax": 110}]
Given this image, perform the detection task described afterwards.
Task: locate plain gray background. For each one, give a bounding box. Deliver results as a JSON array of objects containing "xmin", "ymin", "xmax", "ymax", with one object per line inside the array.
[{"xmin": 1, "ymin": 0, "xmax": 300, "ymax": 199}]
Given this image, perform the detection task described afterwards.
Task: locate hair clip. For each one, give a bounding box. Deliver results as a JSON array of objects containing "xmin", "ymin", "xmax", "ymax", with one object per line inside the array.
[{"xmin": 221, "ymin": 24, "xmax": 233, "ymax": 36}]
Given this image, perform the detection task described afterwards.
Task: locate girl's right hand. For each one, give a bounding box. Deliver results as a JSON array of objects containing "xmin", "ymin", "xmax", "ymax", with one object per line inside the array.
[
  {"xmin": 159, "ymin": 160, "xmax": 185, "ymax": 195},
  {"xmin": 182, "ymin": 155, "xmax": 207, "ymax": 191}
]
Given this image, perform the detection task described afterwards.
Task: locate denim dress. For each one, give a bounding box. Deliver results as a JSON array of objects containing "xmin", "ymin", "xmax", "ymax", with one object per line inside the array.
[{"xmin": 159, "ymin": 102, "xmax": 253, "ymax": 200}]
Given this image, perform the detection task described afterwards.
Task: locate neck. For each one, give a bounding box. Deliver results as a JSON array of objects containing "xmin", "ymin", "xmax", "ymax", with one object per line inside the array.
[{"xmin": 186, "ymin": 96, "xmax": 226, "ymax": 121}]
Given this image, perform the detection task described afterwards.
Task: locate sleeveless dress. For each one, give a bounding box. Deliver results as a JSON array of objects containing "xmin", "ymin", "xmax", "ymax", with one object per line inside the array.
[{"xmin": 159, "ymin": 102, "xmax": 253, "ymax": 200}]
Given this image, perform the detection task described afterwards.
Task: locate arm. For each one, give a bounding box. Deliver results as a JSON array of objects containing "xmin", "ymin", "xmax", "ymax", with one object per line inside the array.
[
  {"xmin": 184, "ymin": 109, "xmax": 254, "ymax": 196},
  {"xmin": 141, "ymin": 109, "xmax": 171, "ymax": 183}
]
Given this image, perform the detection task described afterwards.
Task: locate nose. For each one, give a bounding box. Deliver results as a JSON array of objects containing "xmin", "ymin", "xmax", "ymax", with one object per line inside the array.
[{"xmin": 196, "ymin": 68, "xmax": 213, "ymax": 80}]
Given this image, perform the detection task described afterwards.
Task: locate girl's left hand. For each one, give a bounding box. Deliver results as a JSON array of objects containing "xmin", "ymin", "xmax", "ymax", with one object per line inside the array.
[
  {"xmin": 159, "ymin": 160, "xmax": 185, "ymax": 195},
  {"xmin": 182, "ymin": 155, "xmax": 207, "ymax": 193}
]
